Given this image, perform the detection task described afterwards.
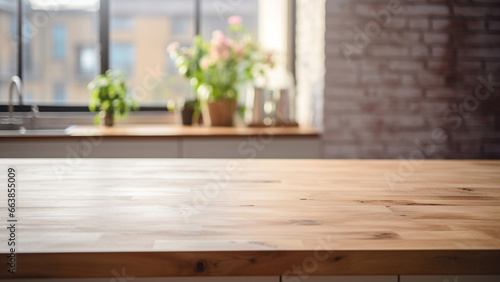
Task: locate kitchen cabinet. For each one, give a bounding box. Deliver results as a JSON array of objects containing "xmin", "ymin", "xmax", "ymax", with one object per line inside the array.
[
  {"xmin": 0, "ymin": 138, "xmax": 78, "ymax": 158},
  {"xmin": 400, "ymin": 276, "xmax": 500, "ymax": 282},
  {"xmin": 13, "ymin": 277, "xmax": 278, "ymax": 282},
  {"xmin": 181, "ymin": 137, "xmax": 320, "ymax": 158},
  {"xmin": 0, "ymin": 125, "xmax": 321, "ymax": 158},
  {"xmin": 0, "ymin": 137, "xmax": 319, "ymax": 158},
  {"xmin": 16, "ymin": 277, "xmax": 500, "ymax": 282},
  {"xmin": 79, "ymin": 138, "xmax": 180, "ymax": 158},
  {"xmin": 12, "ymin": 276, "xmax": 500, "ymax": 282},
  {"xmin": 285, "ymin": 277, "xmax": 397, "ymax": 282}
]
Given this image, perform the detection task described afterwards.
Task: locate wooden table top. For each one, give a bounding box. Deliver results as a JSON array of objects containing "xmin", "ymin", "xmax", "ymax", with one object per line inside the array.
[{"xmin": 1, "ymin": 159, "xmax": 499, "ymax": 278}]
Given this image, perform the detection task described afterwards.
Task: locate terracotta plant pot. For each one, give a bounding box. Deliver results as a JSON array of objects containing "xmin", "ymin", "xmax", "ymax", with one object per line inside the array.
[{"xmin": 207, "ymin": 99, "xmax": 237, "ymax": 126}]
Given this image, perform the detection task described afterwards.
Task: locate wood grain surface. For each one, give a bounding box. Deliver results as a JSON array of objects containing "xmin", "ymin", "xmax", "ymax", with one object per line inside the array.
[{"xmin": 0, "ymin": 159, "xmax": 499, "ymax": 278}]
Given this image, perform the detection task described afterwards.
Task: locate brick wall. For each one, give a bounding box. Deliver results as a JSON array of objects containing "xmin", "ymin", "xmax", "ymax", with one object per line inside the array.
[{"xmin": 323, "ymin": 0, "xmax": 500, "ymax": 159}]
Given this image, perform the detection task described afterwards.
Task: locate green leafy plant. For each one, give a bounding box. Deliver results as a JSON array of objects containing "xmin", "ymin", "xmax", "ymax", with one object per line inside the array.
[{"xmin": 88, "ymin": 70, "xmax": 138, "ymax": 125}]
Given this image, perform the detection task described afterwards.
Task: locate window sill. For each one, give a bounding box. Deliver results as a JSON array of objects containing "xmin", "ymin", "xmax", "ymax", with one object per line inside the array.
[{"xmin": 0, "ymin": 111, "xmax": 175, "ymax": 127}]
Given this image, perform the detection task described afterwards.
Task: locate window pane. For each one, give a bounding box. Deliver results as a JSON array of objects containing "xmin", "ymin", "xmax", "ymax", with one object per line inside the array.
[
  {"xmin": 111, "ymin": 0, "xmax": 195, "ymax": 106},
  {"xmin": 52, "ymin": 25, "xmax": 66, "ymax": 59},
  {"xmin": 22, "ymin": 0, "xmax": 99, "ymax": 106},
  {"xmin": 111, "ymin": 43, "xmax": 135, "ymax": 75},
  {"xmin": 200, "ymin": 0, "xmax": 259, "ymax": 40},
  {"xmin": 0, "ymin": 0, "xmax": 18, "ymax": 104},
  {"xmin": 78, "ymin": 45, "xmax": 98, "ymax": 75},
  {"xmin": 53, "ymin": 82, "xmax": 67, "ymax": 104},
  {"xmin": 111, "ymin": 17, "xmax": 134, "ymax": 30}
]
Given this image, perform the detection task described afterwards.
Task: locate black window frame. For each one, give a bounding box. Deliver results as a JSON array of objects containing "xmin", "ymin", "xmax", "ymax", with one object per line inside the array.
[{"xmin": 3, "ymin": 0, "xmax": 295, "ymax": 113}]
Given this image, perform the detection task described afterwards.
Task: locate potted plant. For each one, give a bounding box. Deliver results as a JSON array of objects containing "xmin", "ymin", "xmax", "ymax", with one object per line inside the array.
[
  {"xmin": 167, "ymin": 16, "xmax": 273, "ymax": 126},
  {"xmin": 167, "ymin": 98, "xmax": 199, "ymax": 126},
  {"xmin": 88, "ymin": 70, "xmax": 138, "ymax": 126},
  {"xmin": 180, "ymin": 100, "xmax": 198, "ymax": 125}
]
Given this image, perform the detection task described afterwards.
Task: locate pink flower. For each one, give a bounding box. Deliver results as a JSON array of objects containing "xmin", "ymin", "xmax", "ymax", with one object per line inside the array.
[
  {"xmin": 167, "ymin": 42, "xmax": 180, "ymax": 53},
  {"xmin": 212, "ymin": 30, "xmax": 225, "ymax": 41},
  {"xmin": 200, "ymin": 57, "xmax": 211, "ymax": 70},
  {"xmin": 220, "ymin": 49, "xmax": 231, "ymax": 60},
  {"xmin": 228, "ymin": 15, "xmax": 243, "ymax": 26},
  {"xmin": 234, "ymin": 42, "xmax": 244, "ymax": 60},
  {"xmin": 210, "ymin": 31, "xmax": 231, "ymax": 61}
]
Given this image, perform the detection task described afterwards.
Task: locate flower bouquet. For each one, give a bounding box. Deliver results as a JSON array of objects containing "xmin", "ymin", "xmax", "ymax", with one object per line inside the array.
[{"xmin": 167, "ymin": 16, "xmax": 273, "ymax": 126}]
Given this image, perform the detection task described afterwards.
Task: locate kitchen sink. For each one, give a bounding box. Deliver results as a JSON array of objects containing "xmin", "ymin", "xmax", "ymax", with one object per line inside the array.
[{"xmin": 0, "ymin": 124, "xmax": 76, "ymax": 136}]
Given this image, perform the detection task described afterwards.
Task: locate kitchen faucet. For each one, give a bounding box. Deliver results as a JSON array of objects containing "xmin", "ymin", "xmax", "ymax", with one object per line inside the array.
[
  {"xmin": 9, "ymin": 76, "xmax": 23, "ymax": 119},
  {"xmin": 1, "ymin": 76, "xmax": 24, "ymax": 126}
]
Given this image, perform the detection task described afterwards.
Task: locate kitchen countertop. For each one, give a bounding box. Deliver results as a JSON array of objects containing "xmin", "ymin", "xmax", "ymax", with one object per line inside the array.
[
  {"xmin": 1, "ymin": 159, "xmax": 499, "ymax": 278},
  {"xmin": 0, "ymin": 124, "xmax": 320, "ymax": 138}
]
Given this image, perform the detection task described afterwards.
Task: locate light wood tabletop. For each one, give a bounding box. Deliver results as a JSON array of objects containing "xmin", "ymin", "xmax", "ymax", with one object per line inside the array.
[{"xmin": 0, "ymin": 159, "xmax": 499, "ymax": 278}]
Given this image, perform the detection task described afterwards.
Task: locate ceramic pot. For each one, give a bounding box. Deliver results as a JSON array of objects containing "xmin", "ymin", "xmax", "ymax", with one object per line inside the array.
[{"xmin": 181, "ymin": 107, "xmax": 194, "ymax": 126}]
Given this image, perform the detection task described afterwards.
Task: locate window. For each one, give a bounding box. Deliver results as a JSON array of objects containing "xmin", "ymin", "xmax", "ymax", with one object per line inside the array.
[
  {"xmin": 77, "ymin": 45, "xmax": 99, "ymax": 76},
  {"xmin": 110, "ymin": 0, "xmax": 195, "ymax": 106},
  {"xmin": 200, "ymin": 0, "xmax": 259, "ymax": 40},
  {"xmin": 22, "ymin": 0, "xmax": 99, "ymax": 106},
  {"xmin": 3, "ymin": 0, "xmax": 290, "ymax": 109},
  {"xmin": 111, "ymin": 43, "xmax": 135, "ymax": 75},
  {"xmin": 111, "ymin": 17, "xmax": 134, "ymax": 30},
  {"xmin": 23, "ymin": 40, "xmax": 33, "ymax": 77},
  {"xmin": 53, "ymin": 83, "xmax": 66, "ymax": 104},
  {"xmin": 52, "ymin": 25, "xmax": 66, "ymax": 59},
  {"xmin": 171, "ymin": 17, "xmax": 188, "ymax": 35},
  {"xmin": 0, "ymin": 0, "xmax": 18, "ymax": 104},
  {"xmin": 9, "ymin": 15, "xmax": 17, "ymax": 36}
]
